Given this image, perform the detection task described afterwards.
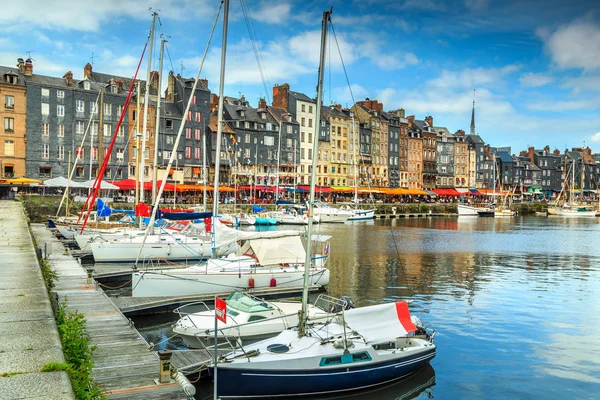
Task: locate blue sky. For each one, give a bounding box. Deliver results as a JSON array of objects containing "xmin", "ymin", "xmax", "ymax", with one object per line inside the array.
[{"xmin": 1, "ymin": 0, "xmax": 599, "ymax": 153}]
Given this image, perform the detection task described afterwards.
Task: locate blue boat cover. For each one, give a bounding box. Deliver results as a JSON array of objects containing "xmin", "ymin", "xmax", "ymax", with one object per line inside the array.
[
  {"xmin": 253, "ymin": 204, "xmax": 266, "ymax": 212},
  {"xmin": 276, "ymin": 200, "xmax": 296, "ymax": 205},
  {"xmin": 96, "ymin": 199, "xmax": 112, "ymax": 217},
  {"xmin": 156, "ymin": 211, "xmax": 213, "ymax": 221}
]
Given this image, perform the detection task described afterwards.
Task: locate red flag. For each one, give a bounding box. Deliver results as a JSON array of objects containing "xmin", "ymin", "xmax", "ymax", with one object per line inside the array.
[{"xmin": 215, "ymin": 296, "xmax": 227, "ymax": 323}]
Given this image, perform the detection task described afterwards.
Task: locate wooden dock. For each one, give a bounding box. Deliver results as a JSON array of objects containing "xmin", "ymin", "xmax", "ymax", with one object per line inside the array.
[
  {"xmin": 168, "ymin": 349, "xmax": 230, "ymax": 374},
  {"xmin": 109, "ymin": 285, "xmax": 318, "ymax": 314},
  {"xmin": 30, "ymin": 223, "xmax": 191, "ymax": 400}
]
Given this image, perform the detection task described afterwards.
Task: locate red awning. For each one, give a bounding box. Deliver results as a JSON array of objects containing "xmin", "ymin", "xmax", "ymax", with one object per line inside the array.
[
  {"xmin": 432, "ymin": 188, "xmax": 462, "ymax": 196},
  {"xmin": 297, "ymin": 185, "xmax": 334, "ymax": 193},
  {"xmin": 111, "ymin": 179, "xmax": 180, "ymax": 192}
]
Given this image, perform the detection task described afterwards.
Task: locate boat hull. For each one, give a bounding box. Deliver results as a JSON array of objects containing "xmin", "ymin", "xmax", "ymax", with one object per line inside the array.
[
  {"xmin": 215, "ymin": 346, "xmax": 436, "ymax": 399},
  {"xmin": 457, "ymin": 204, "xmax": 491, "ymax": 216},
  {"xmin": 556, "ymin": 209, "xmax": 596, "ymax": 217},
  {"xmin": 132, "ymin": 267, "xmax": 330, "ymax": 297},
  {"xmin": 347, "ymin": 209, "xmax": 375, "ymax": 221}
]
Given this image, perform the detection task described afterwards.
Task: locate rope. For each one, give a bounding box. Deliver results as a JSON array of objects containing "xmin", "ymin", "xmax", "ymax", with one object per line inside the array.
[
  {"xmin": 388, "ymin": 226, "xmax": 415, "ymax": 297},
  {"xmin": 97, "ymin": 279, "xmax": 132, "ymax": 289}
]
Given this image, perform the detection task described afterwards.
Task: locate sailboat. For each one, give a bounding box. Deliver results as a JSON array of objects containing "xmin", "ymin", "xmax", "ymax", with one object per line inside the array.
[
  {"xmin": 211, "ymin": 8, "xmax": 436, "ymax": 398},
  {"xmin": 346, "ymin": 112, "xmax": 375, "ymax": 221},
  {"xmin": 556, "ymin": 155, "xmax": 596, "ymax": 217},
  {"xmin": 129, "ymin": 1, "xmax": 330, "ymax": 297},
  {"xmin": 492, "ymin": 154, "xmax": 515, "ymax": 217}
]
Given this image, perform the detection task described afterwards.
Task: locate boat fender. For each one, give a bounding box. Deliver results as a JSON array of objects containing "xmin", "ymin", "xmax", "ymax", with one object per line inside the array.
[
  {"xmin": 173, "ymin": 370, "xmax": 196, "ymax": 397},
  {"xmin": 248, "ymin": 277, "xmax": 255, "ymax": 289},
  {"xmin": 270, "ymin": 277, "xmax": 277, "ymax": 287}
]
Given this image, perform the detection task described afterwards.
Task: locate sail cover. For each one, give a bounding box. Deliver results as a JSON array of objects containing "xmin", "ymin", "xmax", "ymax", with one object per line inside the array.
[
  {"xmin": 344, "ymin": 301, "xmax": 417, "ymax": 344},
  {"xmin": 240, "ymin": 236, "xmax": 306, "ymax": 265}
]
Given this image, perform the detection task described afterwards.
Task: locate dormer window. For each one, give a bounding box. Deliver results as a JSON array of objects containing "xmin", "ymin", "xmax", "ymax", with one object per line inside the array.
[
  {"xmin": 84, "ymin": 80, "xmax": 90, "ymax": 90},
  {"xmin": 240, "ymin": 110, "xmax": 245, "ymax": 117}
]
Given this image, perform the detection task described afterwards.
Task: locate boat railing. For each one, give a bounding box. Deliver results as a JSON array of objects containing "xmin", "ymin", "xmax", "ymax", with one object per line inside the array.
[
  {"xmin": 314, "ymin": 294, "xmax": 349, "ymax": 314},
  {"xmin": 173, "ymin": 301, "xmax": 212, "ymax": 329}
]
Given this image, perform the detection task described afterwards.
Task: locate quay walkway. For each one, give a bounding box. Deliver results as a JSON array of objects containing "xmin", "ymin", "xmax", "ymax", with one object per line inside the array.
[
  {"xmin": 0, "ymin": 201, "xmax": 74, "ymax": 399},
  {"xmin": 29, "ymin": 220, "xmax": 192, "ymax": 399}
]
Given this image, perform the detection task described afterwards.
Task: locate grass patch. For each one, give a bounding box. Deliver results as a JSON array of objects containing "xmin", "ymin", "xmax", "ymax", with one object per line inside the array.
[
  {"xmin": 1, "ymin": 371, "xmax": 28, "ymax": 377},
  {"xmin": 18, "ymin": 294, "xmax": 25, "ymax": 297},
  {"xmin": 39, "ymin": 258, "xmax": 58, "ymax": 292},
  {"xmin": 24, "ymin": 346, "xmax": 33, "ymax": 351},
  {"xmin": 41, "ymin": 362, "xmax": 70, "ymax": 372},
  {"xmin": 55, "ymin": 298, "xmax": 104, "ymax": 400},
  {"xmin": 0, "ymin": 350, "xmax": 5, "ymax": 353}
]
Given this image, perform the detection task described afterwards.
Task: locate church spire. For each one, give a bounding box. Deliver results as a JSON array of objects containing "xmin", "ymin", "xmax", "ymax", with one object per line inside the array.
[{"xmin": 470, "ymin": 89, "xmax": 476, "ymax": 135}]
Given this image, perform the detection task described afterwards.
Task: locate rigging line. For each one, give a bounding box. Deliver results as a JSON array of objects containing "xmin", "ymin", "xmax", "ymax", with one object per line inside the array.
[
  {"xmin": 329, "ymin": 20, "xmax": 357, "ymax": 107},
  {"xmin": 239, "ymin": 0, "xmax": 271, "ymax": 104},
  {"xmin": 388, "ymin": 225, "xmax": 416, "ymax": 297}
]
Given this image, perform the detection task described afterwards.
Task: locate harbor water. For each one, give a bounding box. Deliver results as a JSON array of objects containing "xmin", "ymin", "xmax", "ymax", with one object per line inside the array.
[{"xmin": 132, "ymin": 216, "xmax": 600, "ymax": 399}]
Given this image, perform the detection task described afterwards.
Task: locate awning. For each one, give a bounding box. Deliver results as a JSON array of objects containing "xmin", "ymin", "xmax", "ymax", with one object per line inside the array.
[
  {"xmin": 432, "ymin": 188, "xmax": 461, "ymax": 196},
  {"xmin": 193, "ymin": 167, "xmax": 201, "ymax": 174}
]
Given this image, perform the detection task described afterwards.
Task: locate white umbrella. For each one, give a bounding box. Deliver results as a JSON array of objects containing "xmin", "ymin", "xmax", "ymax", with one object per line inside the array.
[
  {"xmin": 82, "ymin": 179, "xmax": 119, "ymax": 190},
  {"xmin": 43, "ymin": 176, "xmax": 85, "ymax": 188}
]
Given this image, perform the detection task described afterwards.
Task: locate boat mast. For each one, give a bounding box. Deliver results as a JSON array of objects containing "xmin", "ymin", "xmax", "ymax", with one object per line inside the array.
[
  {"xmin": 293, "ymin": 139, "xmax": 297, "ymax": 203},
  {"xmin": 140, "ymin": 11, "xmax": 157, "ymax": 204},
  {"xmin": 211, "ymin": 0, "xmax": 229, "ymax": 256},
  {"xmin": 580, "ymin": 156, "xmax": 584, "ymax": 203},
  {"xmin": 351, "ymin": 112, "xmax": 358, "ymax": 205},
  {"xmin": 275, "ymin": 113, "xmax": 283, "ymax": 200},
  {"xmin": 152, "ymin": 38, "xmax": 166, "ymax": 203},
  {"xmin": 299, "ymin": 7, "xmax": 332, "ymax": 338},
  {"xmin": 135, "ymin": 81, "xmax": 141, "ymax": 206},
  {"xmin": 203, "ymin": 128, "xmax": 207, "ymax": 212}
]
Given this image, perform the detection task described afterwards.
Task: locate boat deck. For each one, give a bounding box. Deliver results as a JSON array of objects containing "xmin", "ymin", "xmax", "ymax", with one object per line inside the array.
[{"xmin": 30, "ymin": 223, "xmax": 191, "ymax": 400}]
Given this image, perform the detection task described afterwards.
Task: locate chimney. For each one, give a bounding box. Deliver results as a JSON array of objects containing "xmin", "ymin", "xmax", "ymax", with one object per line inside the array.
[
  {"xmin": 397, "ymin": 108, "xmax": 405, "ymax": 118},
  {"xmin": 334, "ymin": 103, "xmax": 342, "ymax": 112},
  {"xmin": 166, "ymin": 71, "xmax": 176, "ymax": 102},
  {"xmin": 272, "ymin": 83, "xmax": 290, "ymax": 111},
  {"xmin": 407, "ymin": 115, "xmax": 415, "ymax": 128},
  {"xmin": 519, "ymin": 150, "xmax": 527, "ymax": 157},
  {"xmin": 17, "ymin": 58, "xmax": 25, "ymax": 74},
  {"xmin": 455, "ymin": 129, "xmax": 465, "ymax": 136},
  {"xmin": 83, "ymin": 62, "xmax": 92, "ymax": 80},
  {"xmin": 149, "ymin": 70, "xmax": 159, "ymax": 95},
  {"xmin": 24, "ymin": 58, "xmax": 33, "ymax": 76},
  {"xmin": 63, "ymin": 71, "xmax": 73, "ymax": 86},
  {"xmin": 199, "ymin": 78, "xmax": 208, "ymax": 89},
  {"xmin": 553, "ymin": 148, "xmax": 561, "ymax": 155},
  {"xmin": 543, "ymin": 145, "xmax": 550, "ymax": 154},
  {"xmin": 210, "ymin": 93, "xmax": 219, "ymax": 112},
  {"xmin": 115, "ymin": 79, "xmax": 123, "ymax": 90},
  {"xmin": 258, "ymin": 98, "xmax": 267, "ymax": 110},
  {"xmin": 528, "ymin": 146, "xmax": 535, "ymax": 162},
  {"xmin": 425, "ymin": 116, "xmax": 433, "ymax": 127}
]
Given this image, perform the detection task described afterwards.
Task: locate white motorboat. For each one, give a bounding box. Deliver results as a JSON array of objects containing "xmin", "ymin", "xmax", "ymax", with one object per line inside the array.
[
  {"xmin": 271, "ymin": 209, "xmax": 320, "ymax": 225},
  {"xmin": 130, "ymin": 233, "xmax": 331, "ymax": 297},
  {"xmin": 457, "ymin": 203, "xmax": 493, "ymax": 216},
  {"xmin": 172, "ymin": 292, "xmax": 338, "ymax": 348},
  {"xmin": 347, "ymin": 207, "xmax": 376, "ymax": 221},
  {"xmin": 311, "ymin": 201, "xmax": 352, "ymax": 223},
  {"xmin": 494, "ymin": 209, "xmax": 516, "ymax": 217}
]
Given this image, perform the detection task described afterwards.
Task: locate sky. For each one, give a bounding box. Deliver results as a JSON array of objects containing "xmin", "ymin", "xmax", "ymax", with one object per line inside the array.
[{"xmin": 1, "ymin": 0, "xmax": 599, "ymax": 153}]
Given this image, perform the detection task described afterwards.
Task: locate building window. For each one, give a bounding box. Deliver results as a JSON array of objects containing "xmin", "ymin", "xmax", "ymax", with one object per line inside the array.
[
  {"xmin": 192, "ymin": 95, "xmax": 197, "ymax": 104},
  {"xmin": 195, "ymin": 147, "xmax": 200, "ymax": 159},
  {"xmin": 75, "ymin": 121, "xmax": 84, "ymax": 134},
  {"xmin": 4, "ymin": 95, "xmax": 14, "ymax": 109},
  {"xmin": 309, "ymin": 105, "xmax": 313, "ymax": 113},
  {"xmin": 118, "ymin": 126, "xmax": 124, "ymax": 137},
  {"xmin": 186, "ymin": 128, "xmax": 192, "ymax": 139},
  {"xmin": 286, "ymin": 125, "xmax": 292, "ymax": 134},
  {"xmin": 185, "ymin": 146, "xmax": 192, "ymax": 158},
  {"xmin": 41, "ymin": 103, "xmax": 49, "ymax": 115},
  {"xmin": 41, "ymin": 88, "xmax": 50, "ymax": 97},
  {"xmin": 166, "ymin": 119, "xmax": 173, "ymax": 129},
  {"xmin": 104, "ymin": 103, "xmax": 111, "ymax": 116},
  {"xmin": 166, "ymin": 136, "xmax": 174, "ymax": 145},
  {"xmin": 245, "ymin": 134, "xmax": 250, "ymax": 143},
  {"xmin": 195, "ymin": 112, "xmax": 201, "ymax": 122},
  {"xmin": 117, "ymin": 105, "xmax": 124, "ymax": 116},
  {"xmin": 42, "ymin": 144, "xmax": 49, "ymax": 159},
  {"xmin": 92, "ymin": 147, "xmax": 98, "ymax": 161},
  {"xmin": 76, "ymin": 146, "xmax": 84, "ymax": 158},
  {"xmin": 4, "ymin": 117, "xmax": 14, "ymax": 132},
  {"xmin": 103, "ymin": 123, "xmax": 111, "ymax": 137},
  {"xmin": 42, "ymin": 123, "xmax": 50, "ymax": 136},
  {"xmin": 83, "ymin": 81, "xmax": 90, "ymax": 90},
  {"xmin": 76, "ymin": 167, "xmax": 84, "ymax": 178},
  {"xmin": 39, "ymin": 166, "xmax": 52, "ymax": 177},
  {"xmin": 308, "ymin": 119, "xmax": 312, "ymax": 128},
  {"xmin": 57, "ymin": 90, "xmax": 64, "ymax": 98},
  {"xmin": 301, "ymin": 104, "xmax": 306, "ymax": 112},
  {"xmin": 264, "ymin": 136, "xmax": 274, "ymax": 146},
  {"xmin": 57, "ymin": 145, "xmax": 64, "ymax": 160},
  {"xmin": 301, "ymin": 117, "xmax": 305, "ymax": 127},
  {"xmin": 116, "ymin": 167, "xmax": 123, "ymax": 179},
  {"xmin": 57, "ymin": 124, "xmax": 64, "ymax": 137},
  {"xmin": 195, "ymin": 128, "xmax": 201, "ymax": 140},
  {"xmin": 57, "ymin": 104, "xmax": 65, "ymax": 117},
  {"xmin": 144, "ymin": 147, "xmax": 149, "ymax": 160},
  {"xmin": 90, "ymin": 102, "xmax": 98, "ymax": 114},
  {"xmin": 116, "ymin": 148, "xmax": 124, "ymax": 160},
  {"xmin": 187, "ymin": 111, "xmax": 192, "ymax": 121},
  {"xmin": 76, "ymin": 100, "xmax": 84, "ymax": 112},
  {"xmin": 4, "ymin": 140, "xmax": 14, "ymax": 156}
]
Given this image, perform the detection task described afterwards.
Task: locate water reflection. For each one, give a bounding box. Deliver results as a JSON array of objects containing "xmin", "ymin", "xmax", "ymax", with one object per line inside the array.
[{"xmin": 132, "ymin": 216, "xmax": 600, "ymax": 399}]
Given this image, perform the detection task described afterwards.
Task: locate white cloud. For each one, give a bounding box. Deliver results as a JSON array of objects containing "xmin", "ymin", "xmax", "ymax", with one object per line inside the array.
[
  {"xmin": 562, "ymin": 74, "xmax": 600, "ymax": 93},
  {"xmin": 538, "ymin": 18, "xmax": 600, "ymax": 72},
  {"xmin": 249, "ymin": 3, "xmax": 292, "ymax": 25},
  {"xmin": 427, "ymin": 64, "xmax": 520, "ymax": 89},
  {"xmin": 591, "ymin": 132, "xmax": 600, "ymax": 143},
  {"xmin": 519, "ymin": 73, "xmax": 554, "ymax": 87},
  {"xmin": 33, "ymin": 31, "xmax": 51, "ymax": 44},
  {"xmin": 0, "ymin": 0, "xmax": 216, "ymax": 32},
  {"xmin": 526, "ymin": 97, "xmax": 600, "ymax": 112}
]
